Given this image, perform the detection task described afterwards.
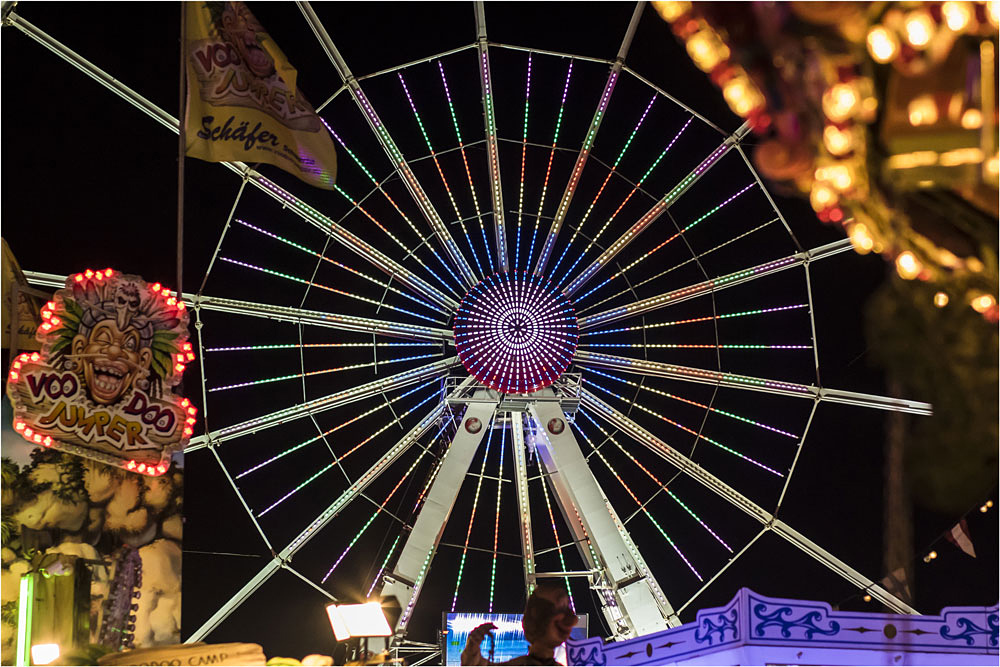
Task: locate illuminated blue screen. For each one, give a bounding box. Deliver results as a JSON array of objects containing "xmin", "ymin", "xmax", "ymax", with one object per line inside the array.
[{"xmin": 443, "ymin": 612, "xmax": 588, "ymax": 666}]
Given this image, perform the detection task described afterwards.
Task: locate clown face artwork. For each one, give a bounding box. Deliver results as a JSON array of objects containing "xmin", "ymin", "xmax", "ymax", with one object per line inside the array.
[{"xmin": 6, "ymin": 269, "xmax": 197, "ymax": 474}]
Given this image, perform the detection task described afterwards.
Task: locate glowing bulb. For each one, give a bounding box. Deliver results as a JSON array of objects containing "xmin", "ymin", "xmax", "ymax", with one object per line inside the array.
[
  {"xmin": 863, "ymin": 594, "xmax": 872, "ymax": 602},
  {"xmin": 928, "ymin": 550, "xmax": 938, "ymax": 560},
  {"xmin": 981, "ymin": 505, "xmax": 989, "ymax": 513},
  {"xmin": 988, "ymin": 500, "xmax": 995, "ymax": 508},
  {"xmin": 823, "ymin": 83, "xmax": 859, "ymax": 122},
  {"xmin": 822, "ymin": 164, "xmax": 854, "ymax": 191},
  {"xmin": 651, "ymin": 0, "xmax": 691, "ymax": 22},
  {"xmin": 933, "ymin": 292, "xmax": 949, "ymax": 307},
  {"xmin": 867, "ymin": 25, "xmax": 900, "ymax": 63},
  {"xmin": 686, "ymin": 30, "xmax": 729, "ymax": 71},
  {"xmin": 984, "ymin": 154, "xmax": 998, "ymax": 178},
  {"xmin": 823, "ymin": 125, "xmax": 855, "ymax": 156},
  {"xmin": 31, "ymin": 644, "xmax": 60, "ymax": 665},
  {"xmin": 908, "ymin": 95, "xmax": 939, "ymax": 126},
  {"xmin": 970, "ymin": 293, "xmax": 997, "ymax": 313},
  {"xmin": 848, "ymin": 223, "xmax": 875, "ymax": 254},
  {"xmin": 903, "ymin": 10, "xmax": 935, "ymax": 48},
  {"xmin": 942, "ymin": 1, "xmax": 973, "ymax": 30},
  {"xmin": 723, "ymin": 75, "xmax": 760, "ymax": 116},
  {"xmin": 987, "ymin": 1, "xmax": 999, "ymax": 27},
  {"xmin": 810, "ymin": 183, "xmax": 836, "ymax": 212},
  {"xmin": 895, "ymin": 251, "xmax": 922, "ymax": 280},
  {"xmin": 961, "ymin": 108, "xmax": 983, "ymax": 129}
]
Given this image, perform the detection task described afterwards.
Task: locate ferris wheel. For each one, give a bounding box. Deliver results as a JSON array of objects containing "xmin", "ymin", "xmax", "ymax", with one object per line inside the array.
[{"xmin": 9, "ymin": 0, "xmax": 933, "ymax": 658}]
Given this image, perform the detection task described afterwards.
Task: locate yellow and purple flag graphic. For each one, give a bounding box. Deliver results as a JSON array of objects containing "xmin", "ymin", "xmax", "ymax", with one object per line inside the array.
[{"xmin": 185, "ymin": 2, "xmax": 337, "ymax": 188}]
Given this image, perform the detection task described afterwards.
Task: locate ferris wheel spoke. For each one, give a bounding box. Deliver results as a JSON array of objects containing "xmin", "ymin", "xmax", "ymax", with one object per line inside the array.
[
  {"xmin": 533, "ymin": 1, "xmax": 644, "ymax": 276},
  {"xmin": 576, "ymin": 350, "xmax": 932, "ymax": 415},
  {"xmin": 563, "ymin": 121, "xmax": 751, "ymax": 299},
  {"xmin": 513, "ymin": 55, "xmax": 533, "ymax": 272},
  {"xmin": 194, "ymin": 294, "xmax": 454, "ymax": 342},
  {"xmin": 577, "ymin": 239, "xmax": 853, "ymax": 330},
  {"xmin": 217, "ymin": 257, "xmax": 444, "ymax": 325},
  {"xmin": 187, "ymin": 357, "xmax": 457, "ymax": 451},
  {"xmin": 554, "ymin": 117, "xmax": 694, "ymax": 292},
  {"xmin": 235, "ymin": 380, "xmax": 439, "ymax": 480},
  {"xmin": 257, "ymin": 388, "xmax": 441, "ymax": 517},
  {"xmin": 185, "ymin": 401, "xmax": 445, "ymax": 644},
  {"xmin": 525, "ymin": 61, "xmax": 575, "ymax": 271},
  {"xmin": 574, "ymin": 217, "xmax": 781, "ymax": 312},
  {"xmin": 451, "ymin": 414, "xmax": 497, "ymax": 612},
  {"xmin": 582, "ymin": 366, "xmax": 800, "ymax": 441},
  {"xmin": 582, "ymin": 376, "xmax": 783, "ymax": 477},
  {"xmin": 437, "ymin": 62, "xmax": 496, "ymax": 276},
  {"xmin": 571, "ymin": 416, "xmax": 704, "ymax": 580},
  {"xmin": 320, "ymin": 121, "xmax": 468, "ymax": 295},
  {"xmin": 576, "ymin": 409, "xmax": 734, "ymax": 553},
  {"xmin": 398, "ymin": 71, "xmax": 486, "ymax": 280},
  {"xmin": 298, "ymin": 2, "xmax": 479, "ymax": 289},
  {"xmin": 548, "ymin": 92, "xmax": 658, "ymax": 284},
  {"xmin": 580, "ymin": 389, "xmax": 919, "ymax": 615},
  {"xmin": 234, "ymin": 219, "xmax": 444, "ymax": 318},
  {"xmin": 322, "ymin": 441, "xmax": 434, "ymax": 584},
  {"xmin": 475, "ymin": 2, "xmax": 508, "ymax": 271}
]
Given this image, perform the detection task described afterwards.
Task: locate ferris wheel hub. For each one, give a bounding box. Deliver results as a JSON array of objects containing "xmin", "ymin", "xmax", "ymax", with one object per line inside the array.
[{"xmin": 453, "ymin": 271, "xmax": 579, "ymax": 394}]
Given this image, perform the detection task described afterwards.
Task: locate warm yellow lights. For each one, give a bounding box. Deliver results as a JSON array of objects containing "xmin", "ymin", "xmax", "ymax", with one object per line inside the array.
[
  {"xmin": 848, "ymin": 223, "xmax": 875, "ymax": 254},
  {"xmin": 887, "ymin": 151, "xmax": 939, "ymax": 169},
  {"xmin": 942, "ymin": 1, "xmax": 974, "ymax": 31},
  {"xmin": 31, "ymin": 645, "xmax": 60, "ymax": 666},
  {"xmin": 939, "ymin": 147, "xmax": 984, "ymax": 166},
  {"xmin": 866, "ymin": 25, "xmax": 900, "ymax": 63},
  {"xmin": 687, "ymin": 30, "xmax": 730, "ymax": 72},
  {"xmin": 863, "ymin": 594, "xmax": 872, "ymax": 602},
  {"xmin": 721, "ymin": 73, "xmax": 763, "ymax": 116},
  {"xmin": 823, "ymin": 125, "xmax": 856, "ymax": 156},
  {"xmin": 960, "ymin": 108, "xmax": 983, "ymax": 129},
  {"xmin": 823, "ymin": 83, "xmax": 859, "ymax": 123},
  {"xmin": 908, "ymin": 95, "xmax": 939, "ymax": 126},
  {"xmin": 986, "ymin": 154, "xmax": 999, "ymax": 178},
  {"xmin": 903, "ymin": 10, "xmax": 935, "ymax": 49},
  {"xmin": 970, "ymin": 293, "xmax": 997, "ymax": 313},
  {"xmin": 652, "ymin": 0, "xmax": 691, "ymax": 22},
  {"xmin": 933, "ymin": 291, "xmax": 950, "ymax": 307},
  {"xmin": 895, "ymin": 251, "xmax": 922, "ymax": 280},
  {"xmin": 987, "ymin": 0, "xmax": 999, "ymax": 28},
  {"xmin": 809, "ymin": 183, "xmax": 837, "ymax": 211}
]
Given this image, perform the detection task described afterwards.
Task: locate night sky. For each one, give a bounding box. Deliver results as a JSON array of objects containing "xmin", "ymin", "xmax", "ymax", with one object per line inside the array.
[{"xmin": 2, "ymin": 1, "xmax": 996, "ymax": 660}]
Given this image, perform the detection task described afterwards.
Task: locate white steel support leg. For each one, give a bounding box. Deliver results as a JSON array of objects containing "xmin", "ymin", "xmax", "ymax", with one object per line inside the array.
[
  {"xmin": 382, "ymin": 392, "xmax": 500, "ymax": 636},
  {"xmin": 528, "ymin": 392, "xmax": 679, "ymax": 637},
  {"xmin": 510, "ymin": 412, "xmax": 536, "ymax": 593}
]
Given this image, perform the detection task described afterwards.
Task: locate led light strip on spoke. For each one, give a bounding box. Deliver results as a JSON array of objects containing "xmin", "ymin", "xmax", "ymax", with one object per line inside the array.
[
  {"xmin": 583, "ymin": 377, "xmax": 783, "ymax": 476},
  {"xmin": 209, "ymin": 353, "xmax": 438, "ymax": 393},
  {"xmin": 451, "ymin": 418, "xmax": 495, "ymax": 612},
  {"xmin": 235, "ymin": 218, "xmax": 444, "ymax": 317},
  {"xmin": 578, "ymin": 239, "xmax": 853, "ymax": 330},
  {"xmin": 577, "ymin": 409, "xmax": 733, "ymax": 553},
  {"xmin": 206, "ymin": 342, "xmax": 437, "ymax": 353},
  {"xmin": 235, "ymin": 379, "xmax": 439, "ymax": 479},
  {"xmin": 583, "ymin": 367, "xmax": 799, "ymax": 439},
  {"xmin": 583, "ymin": 304, "xmax": 808, "ymax": 336},
  {"xmin": 322, "ymin": 443, "xmax": 432, "ymax": 584},
  {"xmin": 554, "ymin": 117, "xmax": 693, "ymax": 290},
  {"xmin": 257, "ymin": 389, "xmax": 440, "ymax": 517},
  {"xmin": 219, "ymin": 257, "xmax": 441, "ymax": 324},
  {"xmin": 538, "ymin": 458, "xmax": 575, "ymax": 611},
  {"xmin": 572, "ymin": 415, "xmax": 703, "ymax": 580},
  {"xmin": 322, "ymin": 121, "xmax": 466, "ymax": 293},
  {"xmin": 515, "ymin": 54, "xmax": 532, "ymax": 271},
  {"xmin": 398, "ymin": 71, "xmax": 485, "ymax": 278},
  {"xmin": 548, "ymin": 93, "xmax": 657, "ymax": 282},
  {"xmin": 563, "ymin": 123, "xmax": 750, "ymax": 298},
  {"xmin": 526, "ymin": 61, "xmax": 574, "ymax": 270},
  {"xmin": 488, "ymin": 424, "xmax": 506, "ymax": 613},
  {"xmin": 476, "ymin": 14, "xmax": 508, "ymax": 271}
]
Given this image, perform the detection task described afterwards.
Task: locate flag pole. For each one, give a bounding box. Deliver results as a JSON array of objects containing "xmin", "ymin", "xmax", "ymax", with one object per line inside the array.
[{"xmin": 177, "ymin": 1, "xmax": 186, "ymax": 297}]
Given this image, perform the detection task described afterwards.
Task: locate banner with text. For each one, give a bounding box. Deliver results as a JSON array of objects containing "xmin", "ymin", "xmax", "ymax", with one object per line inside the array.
[{"xmin": 185, "ymin": 2, "xmax": 337, "ymax": 189}]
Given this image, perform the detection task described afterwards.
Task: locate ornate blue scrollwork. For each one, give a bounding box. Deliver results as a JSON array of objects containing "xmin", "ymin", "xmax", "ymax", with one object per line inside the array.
[
  {"xmin": 940, "ymin": 616, "xmax": 997, "ymax": 646},
  {"xmin": 695, "ymin": 609, "xmax": 739, "ymax": 645},
  {"xmin": 753, "ymin": 604, "xmax": 840, "ymax": 639},
  {"xmin": 568, "ymin": 645, "xmax": 607, "ymax": 666}
]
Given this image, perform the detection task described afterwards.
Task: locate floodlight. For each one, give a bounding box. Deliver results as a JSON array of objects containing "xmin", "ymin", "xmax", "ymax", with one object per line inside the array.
[{"xmin": 325, "ymin": 602, "xmax": 392, "ymax": 641}]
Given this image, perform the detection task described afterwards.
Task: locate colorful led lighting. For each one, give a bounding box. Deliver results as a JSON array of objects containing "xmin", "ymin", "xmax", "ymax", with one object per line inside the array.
[{"xmin": 454, "ymin": 272, "xmax": 579, "ymax": 394}]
